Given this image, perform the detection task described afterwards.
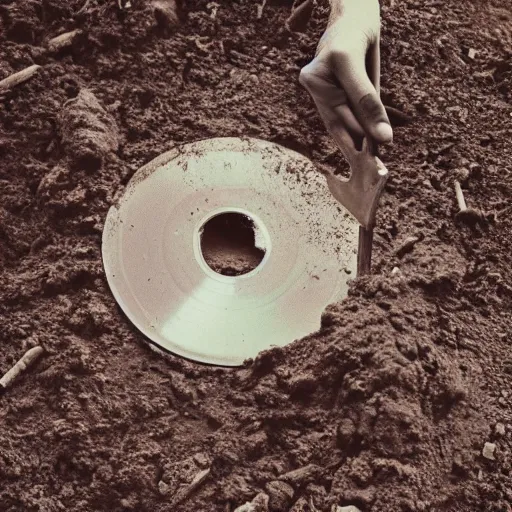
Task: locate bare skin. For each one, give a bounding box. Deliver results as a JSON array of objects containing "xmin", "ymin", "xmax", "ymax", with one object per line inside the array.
[{"xmin": 299, "ymin": 0, "xmax": 392, "ymax": 157}]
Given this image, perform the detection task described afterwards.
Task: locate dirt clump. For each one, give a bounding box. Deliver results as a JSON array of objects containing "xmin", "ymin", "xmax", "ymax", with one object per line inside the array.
[{"xmin": 60, "ymin": 88, "xmax": 119, "ymax": 171}]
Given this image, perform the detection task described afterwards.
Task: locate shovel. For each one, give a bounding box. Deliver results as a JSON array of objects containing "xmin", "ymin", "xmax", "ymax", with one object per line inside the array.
[{"xmin": 323, "ymin": 37, "xmax": 389, "ymax": 275}]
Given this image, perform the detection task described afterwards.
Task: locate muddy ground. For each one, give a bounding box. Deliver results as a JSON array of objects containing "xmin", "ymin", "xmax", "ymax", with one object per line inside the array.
[{"xmin": 1, "ymin": 0, "xmax": 512, "ymax": 511}]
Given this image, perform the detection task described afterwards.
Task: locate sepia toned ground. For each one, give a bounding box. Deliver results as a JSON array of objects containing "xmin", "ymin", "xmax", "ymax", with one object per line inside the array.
[{"xmin": 0, "ymin": 0, "xmax": 511, "ymax": 511}]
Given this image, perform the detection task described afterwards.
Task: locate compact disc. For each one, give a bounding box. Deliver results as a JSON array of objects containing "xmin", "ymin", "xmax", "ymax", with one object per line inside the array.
[{"xmin": 102, "ymin": 137, "xmax": 358, "ymax": 366}]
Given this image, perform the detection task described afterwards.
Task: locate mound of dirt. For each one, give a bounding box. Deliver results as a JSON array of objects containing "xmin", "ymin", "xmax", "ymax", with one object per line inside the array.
[
  {"xmin": 1, "ymin": 0, "xmax": 511, "ymax": 511},
  {"xmin": 60, "ymin": 88, "xmax": 119, "ymax": 172}
]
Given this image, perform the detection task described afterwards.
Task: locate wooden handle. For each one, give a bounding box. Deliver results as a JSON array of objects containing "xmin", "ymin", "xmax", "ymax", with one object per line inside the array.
[
  {"xmin": 367, "ymin": 36, "xmax": 380, "ymax": 157},
  {"xmin": 357, "ymin": 226, "xmax": 373, "ymax": 276}
]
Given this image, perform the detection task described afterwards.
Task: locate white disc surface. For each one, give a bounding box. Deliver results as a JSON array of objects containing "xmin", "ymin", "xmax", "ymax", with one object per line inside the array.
[{"xmin": 102, "ymin": 137, "xmax": 358, "ymax": 366}]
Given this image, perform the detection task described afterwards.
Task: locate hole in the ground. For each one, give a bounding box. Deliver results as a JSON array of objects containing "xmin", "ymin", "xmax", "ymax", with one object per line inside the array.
[{"xmin": 200, "ymin": 212, "xmax": 266, "ymax": 277}]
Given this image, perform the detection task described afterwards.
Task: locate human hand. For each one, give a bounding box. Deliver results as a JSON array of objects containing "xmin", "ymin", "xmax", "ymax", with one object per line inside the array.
[{"xmin": 299, "ymin": 0, "xmax": 392, "ymax": 156}]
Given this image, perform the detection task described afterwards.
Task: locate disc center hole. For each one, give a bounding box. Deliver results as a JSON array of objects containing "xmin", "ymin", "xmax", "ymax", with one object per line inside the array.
[{"xmin": 200, "ymin": 212, "xmax": 266, "ymax": 277}]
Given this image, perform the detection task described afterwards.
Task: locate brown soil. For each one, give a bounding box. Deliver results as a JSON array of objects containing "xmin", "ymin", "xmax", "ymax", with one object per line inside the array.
[{"xmin": 1, "ymin": 1, "xmax": 512, "ymax": 511}]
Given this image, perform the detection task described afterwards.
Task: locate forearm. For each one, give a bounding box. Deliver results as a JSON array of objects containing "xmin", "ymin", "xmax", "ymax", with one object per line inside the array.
[{"xmin": 329, "ymin": 0, "xmax": 379, "ymax": 25}]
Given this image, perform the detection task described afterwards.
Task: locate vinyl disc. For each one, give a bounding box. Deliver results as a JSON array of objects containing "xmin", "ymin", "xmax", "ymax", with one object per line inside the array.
[{"xmin": 102, "ymin": 137, "xmax": 358, "ymax": 366}]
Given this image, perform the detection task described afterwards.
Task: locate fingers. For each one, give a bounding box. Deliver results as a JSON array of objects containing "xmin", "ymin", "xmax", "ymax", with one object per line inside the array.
[
  {"xmin": 299, "ymin": 60, "xmax": 345, "ymax": 110},
  {"xmin": 300, "ymin": 48, "xmax": 393, "ymax": 150},
  {"xmin": 310, "ymin": 98, "xmax": 359, "ymax": 161},
  {"xmin": 333, "ymin": 104, "xmax": 365, "ymax": 139},
  {"xmin": 318, "ymin": 104, "xmax": 358, "ymax": 162},
  {"xmin": 299, "ymin": 61, "xmax": 364, "ymax": 154},
  {"xmin": 329, "ymin": 47, "xmax": 392, "ymax": 143}
]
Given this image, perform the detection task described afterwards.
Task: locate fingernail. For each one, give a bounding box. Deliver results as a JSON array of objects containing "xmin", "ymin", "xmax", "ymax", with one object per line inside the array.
[{"xmin": 374, "ymin": 122, "xmax": 393, "ymax": 142}]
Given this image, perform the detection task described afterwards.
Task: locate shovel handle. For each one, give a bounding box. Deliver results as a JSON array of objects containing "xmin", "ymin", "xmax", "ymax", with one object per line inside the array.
[
  {"xmin": 367, "ymin": 36, "xmax": 381, "ymax": 156},
  {"xmin": 358, "ymin": 38, "xmax": 387, "ymax": 275}
]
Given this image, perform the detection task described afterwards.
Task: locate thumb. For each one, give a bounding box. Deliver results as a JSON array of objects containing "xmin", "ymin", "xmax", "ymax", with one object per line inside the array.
[{"xmin": 330, "ymin": 47, "xmax": 392, "ymax": 143}]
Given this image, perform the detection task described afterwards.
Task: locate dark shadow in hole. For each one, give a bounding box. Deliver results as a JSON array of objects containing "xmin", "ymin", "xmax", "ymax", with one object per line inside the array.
[{"xmin": 200, "ymin": 212, "xmax": 265, "ymax": 277}]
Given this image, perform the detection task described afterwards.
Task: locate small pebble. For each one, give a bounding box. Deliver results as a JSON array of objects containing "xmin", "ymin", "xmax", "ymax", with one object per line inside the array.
[
  {"xmin": 279, "ymin": 464, "xmax": 322, "ymax": 486},
  {"xmin": 482, "ymin": 442, "xmax": 496, "ymax": 460},
  {"xmin": 153, "ymin": 0, "xmax": 179, "ymax": 29},
  {"xmin": 234, "ymin": 493, "xmax": 269, "ymax": 512},
  {"xmin": 336, "ymin": 418, "xmax": 356, "ymax": 448},
  {"xmin": 265, "ymin": 480, "xmax": 294, "ymax": 512},
  {"xmin": 289, "ymin": 497, "xmax": 308, "ymax": 511},
  {"xmin": 193, "ymin": 452, "xmax": 210, "ymax": 467},
  {"xmin": 158, "ymin": 480, "xmax": 170, "ymax": 495},
  {"xmin": 454, "ymin": 167, "xmax": 470, "ymax": 182},
  {"xmin": 332, "ymin": 506, "xmax": 362, "ymax": 512},
  {"xmin": 391, "ymin": 266, "xmax": 401, "ymax": 275},
  {"xmin": 495, "ymin": 423, "xmax": 506, "ymax": 437},
  {"xmin": 395, "ymin": 235, "xmax": 421, "ymax": 258}
]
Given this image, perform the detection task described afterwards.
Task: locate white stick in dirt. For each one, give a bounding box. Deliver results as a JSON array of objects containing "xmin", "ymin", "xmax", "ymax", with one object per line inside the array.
[
  {"xmin": 47, "ymin": 30, "xmax": 82, "ymax": 52},
  {"xmin": 0, "ymin": 346, "xmax": 44, "ymax": 390},
  {"xmin": 257, "ymin": 0, "xmax": 267, "ymax": 19},
  {"xmin": 169, "ymin": 468, "xmax": 210, "ymax": 507},
  {"xmin": 0, "ymin": 64, "xmax": 41, "ymax": 92},
  {"xmin": 454, "ymin": 180, "xmax": 468, "ymax": 212},
  {"xmin": 454, "ymin": 179, "xmax": 486, "ymax": 226}
]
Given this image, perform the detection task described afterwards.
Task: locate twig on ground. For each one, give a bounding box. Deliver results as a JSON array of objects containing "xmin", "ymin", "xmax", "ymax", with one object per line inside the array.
[
  {"xmin": 394, "ymin": 235, "xmax": 422, "ymax": 258},
  {"xmin": 286, "ymin": 0, "xmax": 315, "ymax": 32},
  {"xmin": 279, "ymin": 464, "xmax": 322, "ymax": 486},
  {"xmin": 309, "ymin": 497, "xmax": 320, "ymax": 511},
  {"xmin": 454, "ymin": 180, "xmax": 467, "ymax": 211},
  {"xmin": 384, "ymin": 105, "xmax": 413, "ymax": 126},
  {"xmin": 0, "ymin": 65, "xmax": 41, "ymax": 93},
  {"xmin": 454, "ymin": 180, "xmax": 487, "ymax": 227},
  {"xmin": 495, "ymin": 204, "xmax": 512, "ymax": 220},
  {"xmin": 194, "ymin": 37, "xmax": 214, "ymax": 53},
  {"xmin": 47, "ymin": 30, "xmax": 82, "ymax": 52},
  {"xmin": 169, "ymin": 468, "xmax": 210, "ymax": 507},
  {"xmin": 0, "ymin": 346, "xmax": 44, "ymax": 391},
  {"xmin": 207, "ymin": 2, "xmax": 219, "ymax": 19},
  {"xmin": 257, "ymin": 0, "xmax": 267, "ymax": 20},
  {"xmin": 77, "ymin": 0, "xmax": 92, "ymax": 14}
]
